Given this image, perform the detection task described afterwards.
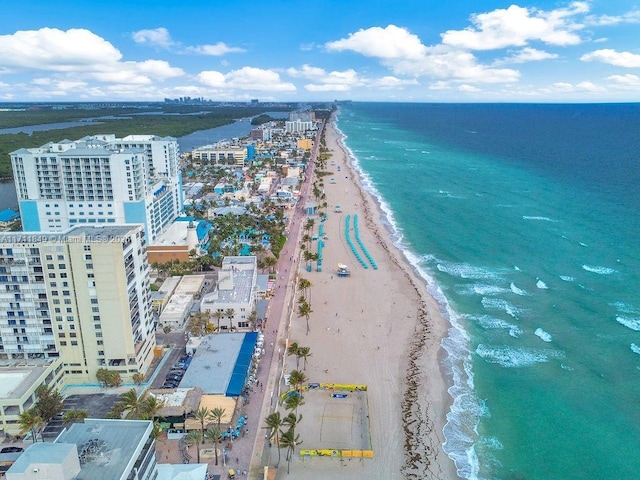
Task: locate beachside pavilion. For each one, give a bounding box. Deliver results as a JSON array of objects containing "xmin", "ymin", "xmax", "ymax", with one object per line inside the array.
[{"xmin": 180, "ymin": 332, "xmax": 258, "ymax": 397}]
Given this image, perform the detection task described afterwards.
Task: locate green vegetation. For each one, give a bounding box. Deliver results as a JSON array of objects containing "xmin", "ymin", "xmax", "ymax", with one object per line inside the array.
[
  {"xmin": 251, "ymin": 114, "xmax": 279, "ymax": 125},
  {"xmin": 96, "ymin": 368, "xmax": 122, "ymax": 388}
]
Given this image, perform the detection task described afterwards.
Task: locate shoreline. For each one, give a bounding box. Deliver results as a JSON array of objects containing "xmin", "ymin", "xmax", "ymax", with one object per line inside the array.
[
  {"xmin": 332, "ymin": 117, "xmax": 458, "ymax": 479},
  {"xmin": 261, "ymin": 114, "xmax": 458, "ymax": 479}
]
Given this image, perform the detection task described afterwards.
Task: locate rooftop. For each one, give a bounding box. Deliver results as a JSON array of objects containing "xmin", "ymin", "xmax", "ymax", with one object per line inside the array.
[
  {"xmin": 55, "ymin": 419, "xmax": 152, "ymax": 480},
  {"xmin": 179, "ymin": 333, "xmax": 257, "ymax": 396},
  {"xmin": 0, "ymin": 359, "xmax": 59, "ymax": 400}
]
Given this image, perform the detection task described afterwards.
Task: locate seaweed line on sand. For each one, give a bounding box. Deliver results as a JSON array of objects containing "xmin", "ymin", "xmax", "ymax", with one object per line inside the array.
[{"xmin": 336, "ymin": 126, "xmax": 445, "ymax": 479}]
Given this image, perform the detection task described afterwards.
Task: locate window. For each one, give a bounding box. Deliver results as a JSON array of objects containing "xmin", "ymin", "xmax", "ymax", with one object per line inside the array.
[
  {"xmin": 96, "ymin": 332, "xmax": 103, "ymax": 338},
  {"xmin": 60, "ymin": 341, "xmax": 67, "ymax": 346},
  {"xmin": 71, "ymin": 341, "xmax": 78, "ymax": 346}
]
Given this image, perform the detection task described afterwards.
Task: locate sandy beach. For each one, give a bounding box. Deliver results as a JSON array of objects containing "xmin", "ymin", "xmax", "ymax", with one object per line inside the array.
[{"xmin": 256, "ymin": 116, "xmax": 458, "ymax": 479}]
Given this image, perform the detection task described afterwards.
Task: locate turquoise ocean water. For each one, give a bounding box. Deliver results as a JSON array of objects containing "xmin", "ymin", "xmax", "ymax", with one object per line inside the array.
[{"xmin": 336, "ymin": 103, "xmax": 640, "ymax": 480}]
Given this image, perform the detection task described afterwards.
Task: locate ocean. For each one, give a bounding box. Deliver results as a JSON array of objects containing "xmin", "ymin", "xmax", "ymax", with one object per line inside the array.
[{"xmin": 336, "ymin": 103, "xmax": 640, "ymax": 480}]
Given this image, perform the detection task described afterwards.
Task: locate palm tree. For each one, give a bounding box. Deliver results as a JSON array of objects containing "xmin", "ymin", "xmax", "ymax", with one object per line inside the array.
[
  {"xmin": 288, "ymin": 370, "xmax": 308, "ymax": 395},
  {"xmin": 208, "ymin": 407, "xmax": 226, "ymax": 435},
  {"xmin": 151, "ymin": 420, "xmax": 164, "ymax": 441},
  {"xmin": 186, "ymin": 430, "xmax": 202, "ymax": 463},
  {"xmin": 212, "ymin": 310, "xmax": 224, "ymax": 332},
  {"xmin": 263, "ymin": 412, "xmax": 284, "ymax": 467},
  {"xmin": 297, "ymin": 300, "xmax": 312, "ymax": 336},
  {"xmin": 297, "ymin": 346, "xmax": 312, "ymax": 371},
  {"xmin": 279, "ymin": 427, "xmax": 302, "ymax": 474},
  {"xmin": 247, "ymin": 309, "xmax": 258, "ymax": 330},
  {"xmin": 225, "ymin": 308, "xmax": 236, "ymax": 331},
  {"xmin": 283, "ymin": 393, "xmax": 305, "ymax": 417},
  {"xmin": 132, "ymin": 372, "xmax": 145, "ymax": 386},
  {"xmin": 62, "ymin": 409, "xmax": 88, "ymax": 425},
  {"xmin": 18, "ymin": 409, "xmax": 43, "ymax": 442},
  {"xmin": 286, "ymin": 342, "xmax": 300, "ymax": 369},
  {"xmin": 282, "ymin": 412, "xmax": 302, "ymax": 432},
  {"xmin": 142, "ymin": 396, "xmax": 165, "ymax": 421},
  {"xmin": 117, "ymin": 389, "xmax": 145, "ymax": 420},
  {"xmin": 204, "ymin": 427, "xmax": 221, "ymax": 465},
  {"xmin": 194, "ymin": 407, "xmax": 210, "ymax": 436},
  {"xmin": 297, "ymin": 278, "xmax": 312, "ymax": 302}
]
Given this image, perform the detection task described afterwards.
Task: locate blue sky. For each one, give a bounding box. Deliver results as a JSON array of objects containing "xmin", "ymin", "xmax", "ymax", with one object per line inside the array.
[{"xmin": 1, "ymin": 0, "xmax": 639, "ymax": 102}]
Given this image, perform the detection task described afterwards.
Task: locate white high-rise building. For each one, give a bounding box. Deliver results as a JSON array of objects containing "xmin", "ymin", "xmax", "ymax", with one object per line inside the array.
[
  {"xmin": 0, "ymin": 225, "xmax": 155, "ymax": 384},
  {"xmin": 10, "ymin": 134, "xmax": 183, "ymax": 242}
]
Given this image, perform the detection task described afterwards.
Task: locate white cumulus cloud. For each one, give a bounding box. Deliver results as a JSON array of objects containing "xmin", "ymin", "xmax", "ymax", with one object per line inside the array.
[
  {"xmin": 0, "ymin": 28, "xmax": 122, "ymax": 71},
  {"xmin": 131, "ymin": 27, "xmax": 174, "ymax": 48},
  {"xmin": 494, "ymin": 47, "xmax": 559, "ymax": 65},
  {"xmin": 326, "ymin": 25, "xmax": 427, "ymax": 60},
  {"xmin": 581, "ymin": 49, "xmax": 640, "ymax": 67},
  {"xmin": 441, "ymin": 2, "xmax": 587, "ymax": 50},
  {"xmin": 185, "ymin": 43, "xmax": 246, "ymax": 56},
  {"xmin": 197, "ymin": 67, "xmax": 296, "ymax": 92}
]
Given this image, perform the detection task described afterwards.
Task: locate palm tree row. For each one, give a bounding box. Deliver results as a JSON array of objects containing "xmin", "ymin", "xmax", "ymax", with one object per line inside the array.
[
  {"xmin": 263, "ymin": 369, "xmax": 308, "ymax": 474},
  {"xmin": 186, "ymin": 406, "xmax": 226, "ymax": 466},
  {"xmin": 286, "ymin": 342, "xmax": 313, "ymax": 371}
]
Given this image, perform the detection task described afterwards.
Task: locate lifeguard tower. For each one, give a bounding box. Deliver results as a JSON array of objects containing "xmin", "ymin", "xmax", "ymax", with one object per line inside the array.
[{"xmin": 336, "ymin": 263, "xmax": 351, "ymax": 277}]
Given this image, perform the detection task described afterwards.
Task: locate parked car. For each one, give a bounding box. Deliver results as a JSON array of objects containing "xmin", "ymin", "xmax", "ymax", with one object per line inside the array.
[{"xmin": 162, "ymin": 381, "xmax": 179, "ymax": 388}]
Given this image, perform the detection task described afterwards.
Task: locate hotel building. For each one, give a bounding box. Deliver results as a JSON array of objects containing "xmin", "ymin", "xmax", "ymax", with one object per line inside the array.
[
  {"xmin": 0, "ymin": 225, "xmax": 155, "ymax": 385},
  {"xmin": 10, "ymin": 134, "xmax": 182, "ymax": 242}
]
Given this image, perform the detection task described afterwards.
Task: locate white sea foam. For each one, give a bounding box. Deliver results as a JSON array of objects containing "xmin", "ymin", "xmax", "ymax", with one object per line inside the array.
[
  {"xmin": 536, "ymin": 279, "xmax": 548, "ymax": 289},
  {"xmin": 456, "ymin": 284, "xmax": 509, "ymax": 296},
  {"xmin": 510, "ymin": 283, "xmax": 528, "ymax": 296},
  {"xmin": 337, "ymin": 116, "xmax": 479, "ymax": 480},
  {"xmin": 469, "ymin": 315, "xmax": 523, "ymax": 337},
  {"xmin": 481, "ymin": 436, "xmax": 504, "ymax": 450},
  {"xmin": 631, "ymin": 344, "xmax": 640, "ymax": 355},
  {"xmin": 476, "ymin": 344, "xmax": 562, "ymax": 368},
  {"xmin": 534, "ymin": 328, "xmax": 553, "ymax": 342},
  {"xmin": 611, "ymin": 302, "xmax": 639, "ymax": 315},
  {"xmin": 514, "ymin": 265, "xmax": 521, "ymax": 271},
  {"xmin": 437, "ymin": 262, "xmax": 502, "ymax": 280},
  {"xmin": 582, "ymin": 265, "xmax": 617, "ymax": 275},
  {"xmin": 579, "ymin": 242, "xmax": 589, "ymax": 247},
  {"xmin": 616, "ymin": 316, "xmax": 640, "ymax": 331},
  {"xmin": 559, "ymin": 275, "xmax": 575, "ymax": 282},
  {"xmin": 481, "ymin": 298, "xmax": 521, "ymax": 318},
  {"xmin": 522, "ymin": 216, "xmax": 557, "ymax": 222}
]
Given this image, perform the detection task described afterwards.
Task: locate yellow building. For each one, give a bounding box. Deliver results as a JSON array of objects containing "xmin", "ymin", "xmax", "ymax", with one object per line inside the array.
[
  {"xmin": 297, "ymin": 138, "xmax": 313, "ymax": 150},
  {"xmin": 0, "ymin": 225, "xmax": 156, "ymax": 385}
]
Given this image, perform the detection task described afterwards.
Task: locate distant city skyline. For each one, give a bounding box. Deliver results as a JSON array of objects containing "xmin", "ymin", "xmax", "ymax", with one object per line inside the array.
[{"xmin": 1, "ymin": 0, "xmax": 640, "ymax": 102}]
